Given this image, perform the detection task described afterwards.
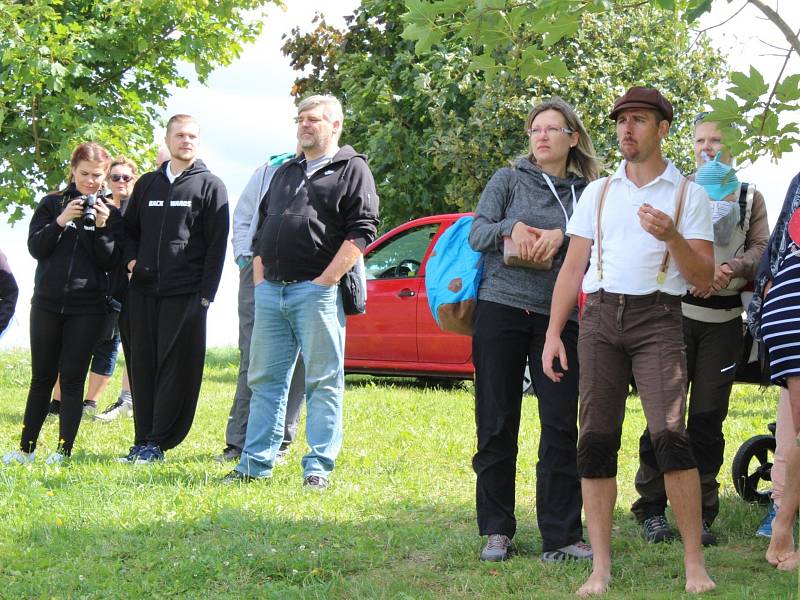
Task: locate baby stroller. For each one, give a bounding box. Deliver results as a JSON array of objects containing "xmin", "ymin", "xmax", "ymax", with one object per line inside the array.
[
  {"xmin": 732, "ymin": 421, "xmax": 776, "ymax": 504},
  {"xmin": 731, "ymin": 319, "xmax": 775, "ymax": 504}
]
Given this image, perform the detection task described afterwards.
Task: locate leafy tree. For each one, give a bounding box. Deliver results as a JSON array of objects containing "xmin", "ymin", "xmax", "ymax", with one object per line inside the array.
[
  {"xmin": 0, "ymin": 0, "xmax": 278, "ymax": 221},
  {"xmin": 284, "ymin": 0, "xmax": 725, "ymax": 229},
  {"xmin": 401, "ymin": 0, "xmax": 800, "ymax": 165}
]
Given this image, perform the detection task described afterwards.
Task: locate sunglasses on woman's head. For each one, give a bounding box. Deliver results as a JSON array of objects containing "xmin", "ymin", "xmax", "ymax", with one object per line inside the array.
[{"xmin": 110, "ymin": 174, "xmax": 133, "ymax": 182}]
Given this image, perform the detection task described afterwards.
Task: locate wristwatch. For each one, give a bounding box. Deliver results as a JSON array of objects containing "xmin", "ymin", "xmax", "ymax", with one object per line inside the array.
[{"xmin": 200, "ymin": 298, "xmax": 210, "ymax": 308}]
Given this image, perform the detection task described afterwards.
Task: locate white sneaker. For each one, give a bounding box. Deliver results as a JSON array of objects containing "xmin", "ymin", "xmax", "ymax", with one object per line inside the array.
[
  {"xmin": 3, "ymin": 450, "xmax": 34, "ymax": 465},
  {"xmin": 94, "ymin": 399, "xmax": 133, "ymax": 422},
  {"xmin": 45, "ymin": 452, "xmax": 65, "ymax": 465}
]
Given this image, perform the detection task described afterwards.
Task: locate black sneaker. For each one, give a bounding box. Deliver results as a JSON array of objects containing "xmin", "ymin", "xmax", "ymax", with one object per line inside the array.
[
  {"xmin": 701, "ymin": 521, "xmax": 718, "ymax": 547},
  {"xmin": 303, "ymin": 475, "xmax": 329, "ymax": 490},
  {"xmin": 48, "ymin": 400, "xmax": 61, "ymax": 415},
  {"xmin": 642, "ymin": 514, "xmax": 675, "ymax": 543},
  {"xmin": 116, "ymin": 443, "xmax": 146, "ymax": 463},
  {"xmin": 134, "ymin": 444, "xmax": 165, "ymax": 465},
  {"xmin": 221, "ymin": 469, "xmax": 260, "ymax": 484},
  {"xmin": 214, "ymin": 445, "xmax": 241, "ymax": 463}
]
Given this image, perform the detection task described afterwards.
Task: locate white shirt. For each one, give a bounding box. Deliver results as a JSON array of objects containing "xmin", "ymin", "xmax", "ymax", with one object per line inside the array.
[
  {"xmin": 165, "ymin": 161, "xmax": 183, "ymax": 184},
  {"xmin": 567, "ymin": 160, "xmax": 713, "ymax": 296}
]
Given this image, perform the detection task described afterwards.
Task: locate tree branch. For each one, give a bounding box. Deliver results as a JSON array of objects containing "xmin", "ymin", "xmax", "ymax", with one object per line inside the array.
[
  {"xmin": 747, "ymin": 0, "xmax": 800, "ymax": 56},
  {"xmin": 694, "ymin": 1, "xmax": 749, "ymax": 35},
  {"xmin": 755, "ymin": 25, "xmax": 799, "ymax": 138},
  {"xmin": 92, "ymin": 25, "xmax": 179, "ymax": 89}
]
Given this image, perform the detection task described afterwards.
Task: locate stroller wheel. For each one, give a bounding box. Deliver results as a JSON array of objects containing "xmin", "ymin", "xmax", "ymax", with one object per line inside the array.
[{"xmin": 732, "ymin": 434, "xmax": 776, "ymax": 504}]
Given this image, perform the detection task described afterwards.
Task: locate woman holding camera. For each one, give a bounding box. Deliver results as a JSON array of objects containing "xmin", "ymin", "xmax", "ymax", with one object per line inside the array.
[
  {"xmin": 50, "ymin": 158, "xmax": 139, "ymax": 419},
  {"xmin": 468, "ymin": 97, "xmax": 600, "ymax": 562},
  {"xmin": 3, "ymin": 142, "xmax": 121, "ymax": 464}
]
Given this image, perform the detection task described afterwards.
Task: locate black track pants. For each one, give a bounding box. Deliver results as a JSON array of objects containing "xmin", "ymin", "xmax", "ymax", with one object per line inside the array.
[{"xmin": 125, "ymin": 290, "xmax": 207, "ymax": 450}]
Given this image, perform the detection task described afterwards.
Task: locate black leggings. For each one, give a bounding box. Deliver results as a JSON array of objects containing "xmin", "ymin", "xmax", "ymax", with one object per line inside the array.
[{"xmin": 22, "ymin": 306, "xmax": 107, "ymax": 455}]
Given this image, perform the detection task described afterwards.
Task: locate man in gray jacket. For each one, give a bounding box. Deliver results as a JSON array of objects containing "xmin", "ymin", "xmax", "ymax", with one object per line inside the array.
[{"xmin": 217, "ymin": 151, "xmax": 305, "ymax": 463}]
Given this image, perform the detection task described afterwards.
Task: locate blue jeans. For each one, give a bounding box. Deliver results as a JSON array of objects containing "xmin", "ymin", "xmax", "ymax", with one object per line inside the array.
[{"xmin": 237, "ymin": 280, "xmax": 345, "ymax": 478}]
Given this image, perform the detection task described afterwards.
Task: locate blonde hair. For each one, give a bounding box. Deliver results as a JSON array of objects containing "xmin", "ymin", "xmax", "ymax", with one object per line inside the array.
[
  {"xmin": 109, "ymin": 156, "xmax": 138, "ymax": 178},
  {"xmin": 166, "ymin": 113, "xmax": 199, "ymax": 134},
  {"xmin": 525, "ymin": 97, "xmax": 601, "ymax": 182}
]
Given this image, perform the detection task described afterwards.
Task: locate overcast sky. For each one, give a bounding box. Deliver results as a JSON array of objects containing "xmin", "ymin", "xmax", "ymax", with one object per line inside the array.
[{"xmin": 1, "ymin": 0, "xmax": 797, "ymax": 349}]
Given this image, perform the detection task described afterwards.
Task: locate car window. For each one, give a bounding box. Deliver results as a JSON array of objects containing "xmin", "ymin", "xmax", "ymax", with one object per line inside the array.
[{"xmin": 365, "ymin": 223, "xmax": 440, "ymax": 279}]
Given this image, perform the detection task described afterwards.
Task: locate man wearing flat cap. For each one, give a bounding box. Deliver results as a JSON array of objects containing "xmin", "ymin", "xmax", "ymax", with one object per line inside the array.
[{"xmin": 542, "ymin": 86, "xmax": 716, "ymax": 595}]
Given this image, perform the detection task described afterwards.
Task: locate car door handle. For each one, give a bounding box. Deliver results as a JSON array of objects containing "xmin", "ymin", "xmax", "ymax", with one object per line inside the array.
[{"xmin": 398, "ymin": 289, "xmax": 416, "ymax": 297}]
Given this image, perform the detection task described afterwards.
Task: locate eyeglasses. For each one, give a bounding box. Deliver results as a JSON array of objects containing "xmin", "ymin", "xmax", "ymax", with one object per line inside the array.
[
  {"xmin": 110, "ymin": 174, "xmax": 133, "ymax": 182},
  {"xmin": 294, "ymin": 115, "xmax": 326, "ymax": 125},
  {"xmin": 527, "ymin": 127, "xmax": 574, "ymax": 137}
]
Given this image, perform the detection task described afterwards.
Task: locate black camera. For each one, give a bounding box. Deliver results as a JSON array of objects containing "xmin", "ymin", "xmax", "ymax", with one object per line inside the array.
[{"xmin": 79, "ymin": 194, "xmax": 97, "ymax": 227}]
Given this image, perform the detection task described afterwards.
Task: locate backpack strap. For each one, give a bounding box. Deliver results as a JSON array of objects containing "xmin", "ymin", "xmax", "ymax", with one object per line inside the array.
[
  {"xmin": 656, "ymin": 176, "xmax": 690, "ymax": 284},
  {"xmin": 737, "ymin": 182, "xmax": 755, "ymax": 230},
  {"xmin": 594, "ymin": 176, "xmax": 613, "ymax": 281}
]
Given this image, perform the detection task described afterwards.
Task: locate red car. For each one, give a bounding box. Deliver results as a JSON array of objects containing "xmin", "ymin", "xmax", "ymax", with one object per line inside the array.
[
  {"xmin": 344, "ymin": 214, "xmax": 534, "ymax": 391},
  {"xmin": 344, "ymin": 214, "xmax": 474, "ymax": 380}
]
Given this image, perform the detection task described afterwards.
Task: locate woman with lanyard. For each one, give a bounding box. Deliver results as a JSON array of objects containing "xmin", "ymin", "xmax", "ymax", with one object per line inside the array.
[
  {"xmin": 3, "ymin": 142, "xmax": 121, "ymax": 464},
  {"xmin": 468, "ymin": 97, "xmax": 601, "ymax": 562}
]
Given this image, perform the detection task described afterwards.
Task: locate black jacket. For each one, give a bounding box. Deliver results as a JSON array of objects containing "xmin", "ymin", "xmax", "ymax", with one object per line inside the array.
[
  {"xmin": 253, "ymin": 145, "xmax": 379, "ymax": 281},
  {"xmin": 28, "ymin": 185, "xmax": 122, "ymax": 314},
  {"xmin": 0, "ymin": 254, "xmax": 18, "ymax": 333},
  {"xmin": 124, "ymin": 159, "xmax": 229, "ymax": 300}
]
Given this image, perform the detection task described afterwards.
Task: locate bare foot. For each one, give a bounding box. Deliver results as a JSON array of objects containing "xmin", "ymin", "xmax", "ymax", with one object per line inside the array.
[
  {"xmin": 685, "ymin": 561, "xmax": 715, "ymax": 593},
  {"xmin": 767, "ymin": 519, "xmax": 795, "ymax": 566},
  {"xmin": 777, "ymin": 551, "xmax": 800, "ymax": 571},
  {"xmin": 576, "ymin": 570, "xmax": 611, "ymax": 596}
]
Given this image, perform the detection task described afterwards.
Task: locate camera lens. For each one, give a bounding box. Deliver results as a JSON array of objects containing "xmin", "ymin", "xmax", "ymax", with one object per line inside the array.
[{"xmin": 81, "ymin": 194, "xmax": 97, "ymax": 227}]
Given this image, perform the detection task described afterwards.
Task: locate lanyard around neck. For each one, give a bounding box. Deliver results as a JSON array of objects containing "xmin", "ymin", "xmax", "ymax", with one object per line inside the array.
[{"xmin": 540, "ymin": 172, "xmax": 576, "ymax": 226}]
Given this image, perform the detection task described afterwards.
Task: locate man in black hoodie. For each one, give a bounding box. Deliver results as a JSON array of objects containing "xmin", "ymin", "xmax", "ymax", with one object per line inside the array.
[
  {"xmin": 120, "ymin": 114, "xmax": 229, "ymax": 464},
  {"xmin": 224, "ymin": 95, "xmax": 379, "ymax": 488}
]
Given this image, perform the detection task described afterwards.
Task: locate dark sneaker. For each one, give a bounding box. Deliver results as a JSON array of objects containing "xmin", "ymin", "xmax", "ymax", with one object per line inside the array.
[
  {"xmin": 116, "ymin": 443, "xmax": 146, "ymax": 463},
  {"xmin": 48, "ymin": 400, "xmax": 61, "ymax": 415},
  {"xmin": 221, "ymin": 469, "xmax": 261, "ymax": 484},
  {"xmin": 480, "ymin": 534, "xmax": 512, "ymax": 561},
  {"xmin": 303, "ymin": 475, "xmax": 329, "ymax": 490},
  {"xmin": 214, "ymin": 445, "xmax": 241, "ymax": 463},
  {"xmin": 134, "ymin": 444, "xmax": 164, "ymax": 465},
  {"xmin": 757, "ymin": 502, "xmax": 778, "ymax": 538},
  {"xmin": 95, "ymin": 399, "xmax": 133, "ymax": 422},
  {"xmin": 642, "ymin": 515, "xmax": 675, "ymax": 543},
  {"xmin": 701, "ymin": 521, "xmax": 718, "ymax": 547},
  {"xmin": 82, "ymin": 400, "xmax": 97, "ymax": 418},
  {"xmin": 541, "ymin": 541, "xmax": 593, "ymax": 562}
]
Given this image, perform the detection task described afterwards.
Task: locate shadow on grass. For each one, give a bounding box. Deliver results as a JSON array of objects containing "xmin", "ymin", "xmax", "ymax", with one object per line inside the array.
[{"xmin": 345, "ymin": 375, "xmax": 470, "ymax": 392}]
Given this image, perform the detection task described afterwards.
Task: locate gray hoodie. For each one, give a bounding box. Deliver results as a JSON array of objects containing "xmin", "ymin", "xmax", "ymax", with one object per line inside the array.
[{"xmin": 469, "ymin": 158, "xmax": 587, "ymax": 319}]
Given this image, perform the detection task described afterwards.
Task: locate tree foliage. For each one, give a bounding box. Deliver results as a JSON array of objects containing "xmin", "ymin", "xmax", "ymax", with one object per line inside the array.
[
  {"xmin": 0, "ymin": 0, "xmax": 278, "ymax": 221},
  {"xmin": 401, "ymin": 0, "xmax": 800, "ymax": 166},
  {"xmin": 283, "ymin": 0, "xmax": 725, "ymax": 229}
]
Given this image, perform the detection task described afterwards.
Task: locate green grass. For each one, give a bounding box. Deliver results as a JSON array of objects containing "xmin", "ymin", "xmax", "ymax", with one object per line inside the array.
[{"xmin": 0, "ymin": 347, "xmax": 797, "ymax": 599}]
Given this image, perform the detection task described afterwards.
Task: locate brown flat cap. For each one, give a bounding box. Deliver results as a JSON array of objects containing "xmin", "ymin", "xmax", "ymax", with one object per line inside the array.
[{"xmin": 609, "ymin": 86, "xmax": 673, "ymax": 123}]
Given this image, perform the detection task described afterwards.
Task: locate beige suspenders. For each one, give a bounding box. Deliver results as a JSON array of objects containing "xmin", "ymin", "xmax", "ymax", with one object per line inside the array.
[
  {"xmin": 594, "ymin": 177, "xmax": 613, "ymax": 282},
  {"xmin": 595, "ymin": 175, "xmax": 690, "ymax": 283}
]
